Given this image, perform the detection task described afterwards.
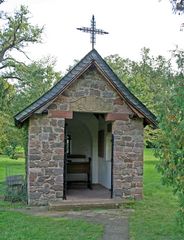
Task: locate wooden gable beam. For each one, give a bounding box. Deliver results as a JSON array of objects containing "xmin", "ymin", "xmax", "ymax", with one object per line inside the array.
[
  {"xmin": 105, "ymin": 113, "xmax": 129, "ymax": 121},
  {"xmin": 48, "ymin": 110, "xmax": 73, "ymax": 119}
]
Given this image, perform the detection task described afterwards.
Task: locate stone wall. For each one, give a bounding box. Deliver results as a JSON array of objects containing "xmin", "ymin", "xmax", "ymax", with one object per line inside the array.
[
  {"xmin": 27, "ymin": 67, "xmax": 144, "ymax": 205},
  {"xmin": 112, "ymin": 119, "xmax": 144, "ymax": 200},
  {"xmin": 28, "ymin": 115, "xmax": 64, "ymax": 205},
  {"xmin": 51, "ymin": 67, "xmax": 131, "ymax": 115}
]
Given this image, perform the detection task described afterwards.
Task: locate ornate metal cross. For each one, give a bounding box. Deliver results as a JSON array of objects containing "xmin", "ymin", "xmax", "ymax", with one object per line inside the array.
[{"xmin": 77, "ymin": 15, "xmax": 109, "ymax": 49}]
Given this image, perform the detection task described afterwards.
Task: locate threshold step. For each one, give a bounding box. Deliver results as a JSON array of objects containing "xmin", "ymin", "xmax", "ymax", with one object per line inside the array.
[{"xmin": 48, "ymin": 199, "xmax": 122, "ymax": 211}]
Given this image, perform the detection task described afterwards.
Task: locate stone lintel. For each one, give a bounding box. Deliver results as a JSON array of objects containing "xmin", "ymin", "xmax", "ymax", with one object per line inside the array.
[
  {"xmin": 49, "ymin": 110, "xmax": 73, "ymax": 119},
  {"xmin": 105, "ymin": 113, "xmax": 129, "ymax": 121}
]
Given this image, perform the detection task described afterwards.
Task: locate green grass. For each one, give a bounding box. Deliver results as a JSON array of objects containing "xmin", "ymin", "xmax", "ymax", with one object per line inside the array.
[
  {"xmin": 0, "ymin": 155, "xmax": 25, "ymax": 195},
  {"xmin": 1, "ymin": 151, "xmax": 184, "ymax": 239},
  {"xmin": 0, "ymin": 155, "xmax": 25, "ymax": 181},
  {"xmin": 130, "ymin": 148, "xmax": 184, "ymax": 240},
  {"xmin": 0, "ymin": 210, "xmax": 103, "ymax": 240},
  {"xmin": 0, "ymin": 155, "xmax": 103, "ymax": 239}
]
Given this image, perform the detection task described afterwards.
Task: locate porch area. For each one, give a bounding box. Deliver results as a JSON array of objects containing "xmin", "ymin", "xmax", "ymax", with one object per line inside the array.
[
  {"xmin": 64, "ymin": 112, "xmax": 113, "ymax": 201},
  {"xmin": 48, "ymin": 184, "xmax": 121, "ymax": 211},
  {"xmin": 66, "ymin": 184, "xmax": 111, "ymax": 200}
]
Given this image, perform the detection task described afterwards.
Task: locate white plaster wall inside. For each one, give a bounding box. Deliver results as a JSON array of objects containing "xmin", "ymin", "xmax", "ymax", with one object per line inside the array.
[
  {"xmin": 66, "ymin": 112, "xmax": 112, "ymax": 188},
  {"xmin": 66, "ymin": 112, "xmax": 98, "ymax": 183},
  {"xmin": 67, "ymin": 118, "xmax": 92, "ymax": 157},
  {"xmin": 98, "ymin": 116, "xmax": 112, "ymax": 189}
]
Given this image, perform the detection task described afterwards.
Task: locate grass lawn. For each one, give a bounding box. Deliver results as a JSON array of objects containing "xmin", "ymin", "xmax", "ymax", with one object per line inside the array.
[
  {"xmin": 130, "ymin": 148, "xmax": 184, "ymax": 240},
  {"xmin": 0, "ymin": 155, "xmax": 25, "ymax": 180},
  {"xmin": 1, "ymin": 151, "xmax": 184, "ymax": 239},
  {"xmin": 0, "ymin": 155, "xmax": 103, "ymax": 239},
  {"xmin": 0, "ymin": 210, "xmax": 103, "ymax": 240},
  {"xmin": 0, "ymin": 155, "xmax": 25, "ymax": 195}
]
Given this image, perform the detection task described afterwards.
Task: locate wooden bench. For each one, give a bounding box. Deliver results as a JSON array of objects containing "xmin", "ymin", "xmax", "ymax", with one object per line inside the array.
[{"xmin": 67, "ymin": 155, "xmax": 92, "ymax": 189}]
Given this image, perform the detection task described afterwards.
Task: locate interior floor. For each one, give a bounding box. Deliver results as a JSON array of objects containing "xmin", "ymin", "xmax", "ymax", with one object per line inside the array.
[{"xmin": 66, "ymin": 184, "xmax": 111, "ymax": 200}]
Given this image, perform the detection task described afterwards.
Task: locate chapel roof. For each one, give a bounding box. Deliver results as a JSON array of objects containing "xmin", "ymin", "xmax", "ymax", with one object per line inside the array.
[{"xmin": 14, "ymin": 49, "xmax": 157, "ymax": 127}]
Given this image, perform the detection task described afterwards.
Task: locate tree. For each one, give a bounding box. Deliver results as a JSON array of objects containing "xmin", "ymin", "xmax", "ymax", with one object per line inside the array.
[
  {"xmin": 0, "ymin": 5, "xmax": 43, "ymax": 78},
  {"xmin": 0, "ymin": 77, "xmax": 16, "ymax": 155},
  {"xmin": 170, "ymin": 0, "xmax": 184, "ymax": 14},
  {"xmin": 106, "ymin": 48, "xmax": 172, "ymax": 115},
  {"xmin": 0, "ymin": 57, "xmax": 61, "ymax": 158},
  {"xmin": 105, "ymin": 48, "xmax": 172, "ymax": 147},
  {"xmin": 0, "ymin": 77, "xmax": 15, "ymax": 112},
  {"xmin": 106, "ymin": 48, "xmax": 184, "ymax": 223},
  {"xmin": 0, "ymin": 4, "xmax": 44, "ymax": 157},
  {"xmin": 0, "ymin": 112, "xmax": 22, "ymax": 158},
  {"xmin": 0, "ymin": 4, "xmax": 63, "ymax": 158},
  {"xmin": 13, "ymin": 57, "xmax": 61, "ymax": 113},
  {"xmin": 156, "ymin": 49, "xmax": 184, "ymax": 224}
]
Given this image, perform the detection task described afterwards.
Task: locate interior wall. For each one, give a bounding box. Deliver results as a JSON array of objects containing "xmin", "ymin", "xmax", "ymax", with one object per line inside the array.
[
  {"xmin": 66, "ymin": 112, "xmax": 99, "ymax": 183},
  {"xmin": 66, "ymin": 112, "xmax": 112, "ymax": 188},
  {"xmin": 98, "ymin": 116, "xmax": 112, "ymax": 189},
  {"xmin": 67, "ymin": 119, "xmax": 92, "ymax": 157}
]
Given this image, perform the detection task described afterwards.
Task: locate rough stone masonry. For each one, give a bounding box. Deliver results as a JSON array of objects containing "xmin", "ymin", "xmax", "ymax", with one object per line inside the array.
[{"xmin": 28, "ymin": 68, "xmax": 144, "ymax": 205}]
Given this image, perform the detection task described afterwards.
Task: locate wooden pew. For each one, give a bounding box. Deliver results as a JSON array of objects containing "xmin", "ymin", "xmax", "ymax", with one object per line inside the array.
[{"xmin": 67, "ymin": 155, "xmax": 92, "ymax": 189}]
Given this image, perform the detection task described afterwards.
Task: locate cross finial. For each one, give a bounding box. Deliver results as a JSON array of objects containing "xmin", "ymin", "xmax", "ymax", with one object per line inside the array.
[{"xmin": 77, "ymin": 15, "xmax": 109, "ymax": 49}]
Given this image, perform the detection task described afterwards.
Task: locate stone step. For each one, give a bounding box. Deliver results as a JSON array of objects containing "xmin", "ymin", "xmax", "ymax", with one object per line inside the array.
[{"xmin": 48, "ymin": 199, "xmax": 122, "ymax": 211}]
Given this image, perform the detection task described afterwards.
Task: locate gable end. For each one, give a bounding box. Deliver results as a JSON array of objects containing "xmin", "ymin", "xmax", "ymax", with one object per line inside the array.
[{"xmin": 14, "ymin": 49, "xmax": 157, "ymax": 127}]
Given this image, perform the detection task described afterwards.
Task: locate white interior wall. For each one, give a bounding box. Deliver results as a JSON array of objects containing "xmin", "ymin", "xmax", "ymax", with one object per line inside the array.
[
  {"xmin": 77, "ymin": 113, "xmax": 99, "ymax": 183},
  {"xmin": 66, "ymin": 112, "xmax": 111, "ymax": 188},
  {"xmin": 98, "ymin": 117, "xmax": 112, "ymax": 189},
  {"xmin": 66, "ymin": 113, "xmax": 99, "ymax": 183},
  {"xmin": 67, "ymin": 119, "xmax": 92, "ymax": 157}
]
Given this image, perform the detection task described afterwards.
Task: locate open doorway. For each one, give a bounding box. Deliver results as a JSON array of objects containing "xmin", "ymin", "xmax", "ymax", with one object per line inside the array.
[{"xmin": 64, "ymin": 112, "xmax": 113, "ymax": 200}]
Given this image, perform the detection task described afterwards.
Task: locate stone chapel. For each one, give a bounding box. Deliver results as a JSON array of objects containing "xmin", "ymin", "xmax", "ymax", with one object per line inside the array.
[{"xmin": 15, "ymin": 49, "xmax": 157, "ymax": 205}]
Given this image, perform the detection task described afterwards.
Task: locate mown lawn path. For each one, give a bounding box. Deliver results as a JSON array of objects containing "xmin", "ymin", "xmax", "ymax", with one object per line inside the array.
[{"xmin": 16, "ymin": 207, "xmax": 130, "ymax": 240}]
